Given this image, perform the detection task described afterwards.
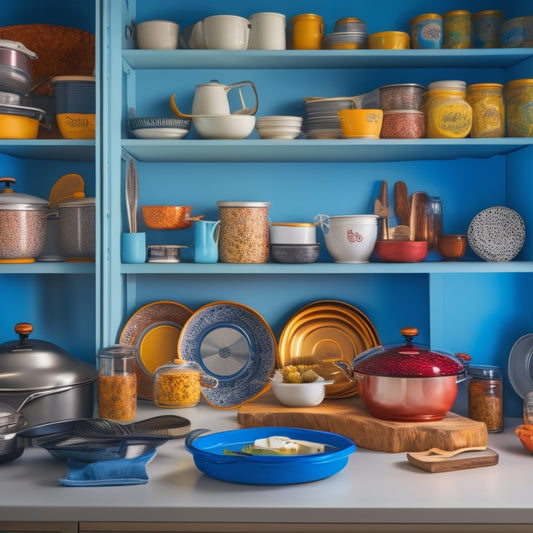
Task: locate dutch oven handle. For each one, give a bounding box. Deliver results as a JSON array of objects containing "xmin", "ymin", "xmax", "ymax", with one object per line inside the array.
[{"xmin": 16, "ymin": 384, "xmax": 77, "ymax": 413}]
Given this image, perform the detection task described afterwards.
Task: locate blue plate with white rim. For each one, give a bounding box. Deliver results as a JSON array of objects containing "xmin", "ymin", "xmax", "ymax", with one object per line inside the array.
[
  {"xmin": 177, "ymin": 301, "xmax": 276, "ymax": 408},
  {"xmin": 185, "ymin": 427, "xmax": 356, "ymax": 485}
]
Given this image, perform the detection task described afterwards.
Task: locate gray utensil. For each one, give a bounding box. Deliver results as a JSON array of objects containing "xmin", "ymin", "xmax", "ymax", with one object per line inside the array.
[{"xmin": 126, "ymin": 156, "xmax": 138, "ymax": 233}]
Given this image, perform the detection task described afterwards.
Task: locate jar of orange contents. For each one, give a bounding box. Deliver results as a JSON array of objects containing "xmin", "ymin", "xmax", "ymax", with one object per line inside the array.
[{"xmin": 97, "ymin": 344, "xmax": 137, "ymax": 421}]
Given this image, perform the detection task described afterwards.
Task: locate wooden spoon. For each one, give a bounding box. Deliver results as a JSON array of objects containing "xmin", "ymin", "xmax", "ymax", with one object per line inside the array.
[
  {"xmin": 419, "ymin": 445, "xmax": 487, "ymax": 457},
  {"xmin": 394, "ymin": 181, "xmax": 411, "ymax": 227}
]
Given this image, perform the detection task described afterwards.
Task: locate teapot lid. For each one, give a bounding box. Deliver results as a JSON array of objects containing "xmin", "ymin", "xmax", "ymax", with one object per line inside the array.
[
  {"xmin": 155, "ymin": 358, "xmax": 202, "ymax": 374},
  {"xmin": 352, "ymin": 327, "xmax": 467, "ymax": 377}
]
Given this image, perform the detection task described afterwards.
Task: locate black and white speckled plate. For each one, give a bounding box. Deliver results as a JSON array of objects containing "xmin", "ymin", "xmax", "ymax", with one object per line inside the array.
[{"xmin": 467, "ymin": 206, "xmax": 525, "ymax": 262}]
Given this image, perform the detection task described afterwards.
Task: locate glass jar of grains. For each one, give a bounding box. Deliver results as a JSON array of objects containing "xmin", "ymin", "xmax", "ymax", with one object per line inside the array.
[
  {"xmin": 466, "ymin": 83, "xmax": 505, "ymax": 138},
  {"xmin": 97, "ymin": 344, "xmax": 137, "ymax": 421},
  {"xmin": 425, "ymin": 80, "xmax": 472, "ymax": 139},
  {"xmin": 153, "ymin": 358, "xmax": 218, "ymax": 408},
  {"xmin": 468, "ymin": 365, "xmax": 504, "ymax": 432}
]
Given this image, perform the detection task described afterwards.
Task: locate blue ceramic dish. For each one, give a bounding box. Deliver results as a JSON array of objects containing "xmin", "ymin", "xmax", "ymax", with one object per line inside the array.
[{"xmin": 185, "ymin": 427, "xmax": 356, "ymax": 485}]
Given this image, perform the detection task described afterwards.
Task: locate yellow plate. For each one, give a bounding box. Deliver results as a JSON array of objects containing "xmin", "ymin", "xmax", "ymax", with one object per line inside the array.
[
  {"xmin": 119, "ymin": 300, "xmax": 193, "ymax": 399},
  {"xmin": 278, "ymin": 300, "xmax": 380, "ymax": 398}
]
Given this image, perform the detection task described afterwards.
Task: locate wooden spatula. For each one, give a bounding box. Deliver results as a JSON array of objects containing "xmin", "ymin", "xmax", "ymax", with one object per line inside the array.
[{"xmin": 394, "ymin": 181, "xmax": 410, "ymax": 227}]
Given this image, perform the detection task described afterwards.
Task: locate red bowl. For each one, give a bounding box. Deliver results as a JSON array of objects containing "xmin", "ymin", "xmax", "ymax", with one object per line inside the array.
[{"xmin": 374, "ymin": 240, "xmax": 428, "ymax": 262}]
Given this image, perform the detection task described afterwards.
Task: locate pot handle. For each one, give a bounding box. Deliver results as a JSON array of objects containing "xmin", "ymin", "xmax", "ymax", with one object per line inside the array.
[
  {"xmin": 313, "ymin": 214, "xmax": 330, "ymax": 234},
  {"xmin": 185, "ymin": 428, "xmax": 210, "ymax": 451},
  {"xmin": 16, "ymin": 384, "xmax": 77, "ymax": 412}
]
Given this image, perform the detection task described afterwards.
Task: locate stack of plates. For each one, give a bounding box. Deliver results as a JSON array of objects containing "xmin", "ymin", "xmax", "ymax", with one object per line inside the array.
[
  {"xmin": 322, "ymin": 32, "xmax": 368, "ymax": 50},
  {"xmin": 256, "ymin": 115, "xmax": 303, "ymax": 140},
  {"xmin": 303, "ymin": 97, "xmax": 357, "ymax": 139}
]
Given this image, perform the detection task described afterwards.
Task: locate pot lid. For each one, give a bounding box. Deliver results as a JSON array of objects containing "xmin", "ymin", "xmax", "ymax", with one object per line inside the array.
[
  {"xmin": 0, "ymin": 323, "xmax": 97, "ymax": 392},
  {"xmin": 0, "ymin": 103, "xmax": 46, "ymax": 120},
  {"xmin": 0, "ymin": 177, "xmax": 48, "ymax": 210},
  {"xmin": 352, "ymin": 327, "xmax": 467, "ymax": 377},
  {"xmin": 0, "ymin": 39, "xmax": 37, "ymax": 59},
  {"xmin": 57, "ymin": 193, "xmax": 95, "ymax": 207}
]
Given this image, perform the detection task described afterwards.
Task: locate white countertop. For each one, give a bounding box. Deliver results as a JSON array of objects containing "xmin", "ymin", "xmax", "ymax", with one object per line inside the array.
[{"xmin": 1, "ymin": 396, "xmax": 532, "ymax": 528}]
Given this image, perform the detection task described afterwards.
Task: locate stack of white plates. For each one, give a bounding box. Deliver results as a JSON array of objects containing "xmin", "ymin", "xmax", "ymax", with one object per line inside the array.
[
  {"xmin": 303, "ymin": 97, "xmax": 357, "ymax": 139},
  {"xmin": 256, "ymin": 115, "xmax": 303, "ymax": 140}
]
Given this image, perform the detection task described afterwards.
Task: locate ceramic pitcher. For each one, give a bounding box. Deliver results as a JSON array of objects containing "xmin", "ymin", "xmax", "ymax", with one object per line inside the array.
[{"xmin": 194, "ymin": 220, "xmax": 220, "ymax": 263}]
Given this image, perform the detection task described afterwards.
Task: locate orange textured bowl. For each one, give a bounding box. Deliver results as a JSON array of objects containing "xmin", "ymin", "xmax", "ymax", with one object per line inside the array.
[
  {"xmin": 374, "ymin": 240, "xmax": 428, "ymax": 262},
  {"xmin": 437, "ymin": 234, "xmax": 467, "ymax": 260},
  {"xmin": 142, "ymin": 205, "xmax": 204, "ymax": 230},
  {"xmin": 368, "ymin": 31, "xmax": 410, "ymax": 49},
  {"xmin": 338, "ymin": 109, "xmax": 383, "ymax": 138}
]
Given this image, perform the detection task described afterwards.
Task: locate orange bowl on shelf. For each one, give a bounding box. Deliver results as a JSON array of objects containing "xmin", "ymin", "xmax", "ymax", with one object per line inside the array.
[
  {"xmin": 142, "ymin": 205, "xmax": 204, "ymax": 230},
  {"xmin": 338, "ymin": 109, "xmax": 383, "ymax": 139},
  {"xmin": 437, "ymin": 234, "xmax": 467, "ymax": 260},
  {"xmin": 368, "ymin": 31, "xmax": 410, "ymax": 49},
  {"xmin": 374, "ymin": 240, "xmax": 428, "ymax": 262}
]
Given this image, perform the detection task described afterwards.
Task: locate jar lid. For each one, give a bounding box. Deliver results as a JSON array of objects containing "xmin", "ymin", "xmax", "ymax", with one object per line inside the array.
[
  {"xmin": 383, "ymin": 110, "xmax": 424, "ymax": 115},
  {"xmin": 57, "ymin": 194, "xmax": 95, "ymax": 208},
  {"xmin": 505, "ymin": 79, "xmax": 533, "ymax": 89},
  {"xmin": 472, "ymin": 10, "xmax": 503, "ymax": 19},
  {"xmin": 428, "ymin": 80, "xmax": 467, "ymax": 92},
  {"xmin": 155, "ymin": 358, "xmax": 201, "ymax": 375},
  {"xmin": 0, "ymin": 323, "xmax": 97, "ymax": 392},
  {"xmin": 98, "ymin": 344, "xmax": 137, "ymax": 361},
  {"xmin": 444, "ymin": 10, "xmax": 471, "ymax": 17},
  {"xmin": 270, "ymin": 222, "xmax": 315, "ymax": 227},
  {"xmin": 379, "ymin": 83, "xmax": 426, "ymax": 91},
  {"xmin": 411, "ymin": 13, "xmax": 442, "ymax": 24},
  {"xmin": 217, "ymin": 201, "xmax": 271, "ymax": 208},
  {"xmin": 467, "ymin": 83, "xmax": 503, "ymax": 91},
  {"xmin": 468, "ymin": 364, "xmax": 503, "ymax": 380},
  {"xmin": 352, "ymin": 327, "xmax": 467, "ymax": 377}
]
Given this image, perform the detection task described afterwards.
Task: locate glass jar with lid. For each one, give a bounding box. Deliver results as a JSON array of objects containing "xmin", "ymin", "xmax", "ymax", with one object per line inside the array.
[
  {"xmin": 468, "ymin": 364, "xmax": 503, "ymax": 432},
  {"xmin": 425, "ymin": 80, "xmax": 472, "ymax": 139},
  {"xmin": 466, "ymin": 83, "xmax": 505, "ymax": 138},
  {"xmin": 97, "ymin": 344, "xmax": 137, "ymax": 421},
  {"xmin": 153, "ymin": 358, "xmax": 218, "ymax": 408},
  {"xmin": 504, "ymin": 79, "xmax": 533, "ymax": 137}
]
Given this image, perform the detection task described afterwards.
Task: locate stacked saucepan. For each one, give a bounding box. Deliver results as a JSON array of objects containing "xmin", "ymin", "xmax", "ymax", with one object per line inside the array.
[
  {"xmin": 0, "ymin": 177, "xmax": 95, "ymax": 262},
  {"xmin": 0, "ymin": 39, "xmax": 47, "ymax": 139}
]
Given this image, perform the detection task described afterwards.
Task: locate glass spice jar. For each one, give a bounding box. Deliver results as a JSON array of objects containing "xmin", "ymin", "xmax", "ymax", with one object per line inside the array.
[
  {"xmin": 504, "ymin": 79, "xmax": 533, "ymax": 137},
  {"xmin": 425, "ymin": 80, "xmax": 472, "ymax": 139},
  {"xmin": 468, "ymin": 365, "xmax": 503, "ymax": 433},
  {"xmin": 97, "ymin": 344, "xmax": 137, "ymax": 421},
  {"xmin": 466, "ymin": 83, "xmax": 505, "ymax": 138},
  {"xmin": 443, "ymin": 10, "xmax": 471, "ymax": 49}
]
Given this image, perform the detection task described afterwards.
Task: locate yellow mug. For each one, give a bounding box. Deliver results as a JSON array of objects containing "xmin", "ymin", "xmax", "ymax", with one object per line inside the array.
[
  {"xmin": 338, "ymin": 109, "xmax": 384, "ymax": 139},
  {"xmin": 290, "ymin": 13, "xmax": 324, "ymax": 49}
]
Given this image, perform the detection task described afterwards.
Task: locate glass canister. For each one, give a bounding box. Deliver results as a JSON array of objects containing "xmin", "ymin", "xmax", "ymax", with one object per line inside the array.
[
  {"xmin": 472, "ymin": 10, "xmax": 503, "ymax": 48},
  {"xmin": 466, "ymin": 83, "xmax": 505, "ymax": 138},
  {"xmin": 504, "ymin": 79, "xmax": 533, "ymax": 137},
  {"xmin": 153, "ymin": 358, "xmax": 218, "ymax": 408},
  {"xmin": 427, "ymin": 196, "xmax": 443, "ymax": 250},
  {"xmin": 425, "ymin": 80, "xmax": 472, "ymax": 139},
  {"xmin": 443, "ymin": 10, "xmax": 471, "ymax": 49},
  {"xmin": 217, "ymin": 201, "xmax": 271, "ymax": 263},
  {"xmin": 468, "ymin": 365, "xmax": 504, "ymax": 433},
  {"xmin": 410, "ymin": 13, "xmax": 443, "ymax": 49},
  {"xmin": 97, "ymin": 344, "xmax": 137, "ymax": 421}
]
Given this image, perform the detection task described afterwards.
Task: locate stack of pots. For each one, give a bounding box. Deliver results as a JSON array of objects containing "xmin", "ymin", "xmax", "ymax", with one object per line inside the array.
[
  {"xmin": 0, "ymin": 40, "xmax": 46, "ymax": 139},
  {"xmin": 378, "ymin": 83, "xmax": 426, "ymax": 139}
]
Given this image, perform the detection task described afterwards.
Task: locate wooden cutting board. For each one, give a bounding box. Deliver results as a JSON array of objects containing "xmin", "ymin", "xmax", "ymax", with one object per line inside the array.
[
  {"xmin": 237, "ymin": 392, "xmax": 487, "ymax": 453},
  {"xmin": 406, "ymin": 449, "xmax": 499, "ymax": 473}
]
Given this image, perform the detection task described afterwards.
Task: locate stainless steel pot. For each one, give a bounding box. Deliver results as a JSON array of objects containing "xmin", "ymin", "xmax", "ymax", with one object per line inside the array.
[
  {"xmin": 0, "ymin": 40, "xmax": 37, "ymax": 95},
  {"xmin": 56, "ymin": 195, "xmax": 95, "ymax": 259},
  {"xmin": 0, "ymin": 177, "xmax": 48, "ymax": 261},
  {"xmin": 0, "ymin": 323, "xmax": 97, "ymax": 427}
]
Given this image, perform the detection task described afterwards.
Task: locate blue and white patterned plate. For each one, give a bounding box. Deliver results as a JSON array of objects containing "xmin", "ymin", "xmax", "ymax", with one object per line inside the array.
[{"xmin": 178, "ymin": 302, "xmax": 277, "ymax": 408}]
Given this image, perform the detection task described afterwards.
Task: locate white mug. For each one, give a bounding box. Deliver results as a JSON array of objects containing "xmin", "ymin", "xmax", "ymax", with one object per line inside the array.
[
  {"xmin": 202, "ymin": 15, "xmax": 251, "ymax": 50},
  {"xmin": 248, "ymin": 12, "xmax": 286, "ymax": 50}
]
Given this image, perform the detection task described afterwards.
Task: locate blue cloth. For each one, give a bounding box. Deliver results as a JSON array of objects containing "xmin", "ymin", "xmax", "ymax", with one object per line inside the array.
[{"xmin": 59, "ymin": 449, "xmax": 157, "ymax": 487}]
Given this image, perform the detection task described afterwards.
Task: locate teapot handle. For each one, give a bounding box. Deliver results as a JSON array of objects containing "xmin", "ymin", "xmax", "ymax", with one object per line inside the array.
[
  {"xmin": 227, "ymin": 81, "xmax": 258, "ymax": 115},
  {"xmin": 170, "ymin": 93, "xmax": 194, "ymax": 119}
]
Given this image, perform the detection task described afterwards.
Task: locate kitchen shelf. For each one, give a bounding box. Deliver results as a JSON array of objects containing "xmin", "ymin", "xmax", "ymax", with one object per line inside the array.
[
  {"xmin": 122, "ymin": 48, "xmax": 533, "ymax": 70},
  {"xmin": 0, "ymin": 262, "xmax": 95, "ymax": 274},
  {"xmin": 121, "ymin": 261, "xmax": 533, "ymax": 275},
  {"xmin": 121, "ymin": 138, "xmax": 533, "ymax": 163},
  {"xmin": 0, "ymin": 141, "xmax": 96, "ymax": 161}
]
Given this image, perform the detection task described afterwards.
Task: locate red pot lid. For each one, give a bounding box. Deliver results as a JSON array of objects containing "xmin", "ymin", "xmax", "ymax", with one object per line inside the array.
[{"xmin": 352, "ymin": 327, "xmax": 467, "ymax": 377}]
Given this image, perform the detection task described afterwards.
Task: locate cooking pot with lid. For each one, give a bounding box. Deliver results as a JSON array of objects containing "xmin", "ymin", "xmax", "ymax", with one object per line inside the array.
[
  {"xmin": 0, "ymin": 40, "xmax": 37, "ymax": 95},
  {"xmin": 0, "ymin": 177, "xmax": 48, "ymax": 262},
  {"xmin": 335, "ymin": 327, "xmax": 470, "ymax": 422},
  {"xmin": 0, "ymin": 322, "xmax": 97, "ymax": 426}
]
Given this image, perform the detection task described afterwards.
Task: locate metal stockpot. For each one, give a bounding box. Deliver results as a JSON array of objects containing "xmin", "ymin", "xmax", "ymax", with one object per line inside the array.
[
  {"xmin": 55, "ymin": 194, "xmax": 96, "ymax": 260},
  {"xmin": 0, "ymin": 323, "xmax": 97, "ymax": 427},
  {"xmin": 0, "ymin": 40, "xmax": 37, "ymax": 95},
  {"xmin": 0, "ymin": 177, "xmax": 48, "ymax": 262}
]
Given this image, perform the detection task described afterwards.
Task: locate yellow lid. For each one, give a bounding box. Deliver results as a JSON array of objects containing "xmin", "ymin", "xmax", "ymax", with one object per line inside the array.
[
  {"xmin": 467, "ymin": 83, "xmax": 503, "ymax": 90},
  {"xmin": 472, "ymin": 10, "xmax": 503, "ymax": 19},
  {"xmin": 444, "ymin": 10, "xmax": 471, "ymax": 17},
  {"xmin": 505, "ymin": 79, "xmax": 533, "ymax": 88},
  {"xmin": 411, "ymin": 13, "xmax": 442, "ymax": 25}
]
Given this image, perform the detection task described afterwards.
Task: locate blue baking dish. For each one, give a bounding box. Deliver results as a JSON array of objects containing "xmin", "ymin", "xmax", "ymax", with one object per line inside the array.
[{"xmin": 185, "ymin": 426, "xmax": 356, "ymax": 485}]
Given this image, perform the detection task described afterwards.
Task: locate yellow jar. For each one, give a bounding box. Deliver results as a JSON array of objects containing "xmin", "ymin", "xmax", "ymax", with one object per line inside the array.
[
  {"xmin": 504, "ymin": 79, "xmax": 533, "ymax": 137},
  {"xmin": 410, "ymin": 13, "xmax": 443, "ymax": 49},
  {"xmin": 443, "ymin": 10, "xmax": 471, "ymax": 49},
  {"xmin": 466, "ymin": 83, "xmax": 505, "ymax": 138},
  {"xmin": 289, "ymin": 13, "xmax": 324, "ymax": 50},
  {"xmin": 425, "ymin": 81, "xmax": 472, "ymax": 138}
]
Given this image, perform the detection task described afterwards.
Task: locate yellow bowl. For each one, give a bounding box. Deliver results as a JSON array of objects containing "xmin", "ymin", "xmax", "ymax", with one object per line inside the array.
[
  {"xmin": 56, "ymin": 113, "xmax": 96, "ymax": 139},
  {"xmin": 338, "ymin": 109, "xmax": 383, "ymax": 138},
  {"xmin": 323, "ymin": 41, "xmax": 366, "ymax": 50},
  {"xmin": 0, "ymin": 113, "xmax": 41, "ymax": 139},
  {"xmin": 368, "ymin": 31, "xmax": 410, "ymax": 49}
]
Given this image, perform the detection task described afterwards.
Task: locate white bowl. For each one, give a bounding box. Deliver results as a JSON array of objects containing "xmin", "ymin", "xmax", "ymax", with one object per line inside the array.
[
  {"xmin": 136, "ymin": 20, "xmax": 180, "ymax": 50},
  {"xmin": 270, "ymin": 222, "xmax": 316, "ymax": 244},
  {"xmin": 193, "ymin": 115, "xmax": 256, "ymax": 139},
  {"xmin": 269, "ymin": 377, "xmax": 332, "ymax": 407},
  {"xmin": 315, "ymin": 214, "xmax": 378, "ymax": 263}
]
